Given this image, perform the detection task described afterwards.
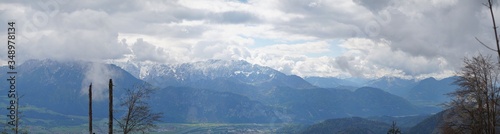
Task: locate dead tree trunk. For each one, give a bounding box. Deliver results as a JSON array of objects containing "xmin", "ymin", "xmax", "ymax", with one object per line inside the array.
[
  {"xmin": 89, "ymin": 83, "xmax": 92, "ymax": 134},
  {"xmin": 109, "ymin": 79, "xmax": 113, "ymax": 134},
  {"xmin": 488, "ymin": 0, "xmax": 500, "ymax": 59}
]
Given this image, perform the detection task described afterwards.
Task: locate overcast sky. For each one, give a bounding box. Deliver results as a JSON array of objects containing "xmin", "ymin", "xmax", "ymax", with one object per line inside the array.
[{"xmin": 0, "ymin": 0, "xmax": 498, "ymax": 79}]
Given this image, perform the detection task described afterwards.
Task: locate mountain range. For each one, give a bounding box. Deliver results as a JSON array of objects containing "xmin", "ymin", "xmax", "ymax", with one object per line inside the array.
[
  {"xmin": 0, "ymin": 59, "xmax": 456, "ymax": 128},
  {"xmin": 305, "ymin": 76, "xmax": 458, "ymax": 108}
]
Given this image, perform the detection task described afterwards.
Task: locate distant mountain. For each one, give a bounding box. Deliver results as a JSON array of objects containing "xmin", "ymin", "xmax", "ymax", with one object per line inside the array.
[
  {"xmin": 0, "ymin": 59, "xmax": 144, "ymax": 127},
  {"xmin": 114, "ymin": 59, "xmax": 317, "ymax": 104},
  {"xmin": 115, "ymin": 59, "xmax": 315, "ymax": 89},
  {"xmin": 351, "ymin": 87, "xmax": 425, "ymax": 116},
  {"xmin": 304, "ymin": 77, "xmax": 363, "ymax": 89},
  {"xmin": 305, "ymin": 76, "xmax": 420, "ymax": 97},
  {"xmin": 0, "ymin": 60, "xmax": 283, "ymax": 126},
  {"xmin": 266, "ymin": 87, "xmax": 430, "ymax": 123},
  {"xmin": 407, "ymin": 77, "xmax": 458, "ymax": 106},
  {"xmin": 151, "ymin": 86, "xmax": 280, "ymax": 123},
  {"xmin": 0, "ymin": 59, "xmax": 447, "ymax": 127},
  {"xmin": 363, "ymin": 76, "xmax": 418, "ymax": 97},
  {"xmin": 0, "ymin": 60, "xmax": 143, "ymax": 117},
  {"xmin": 115, "ymin": 60, "xmax": 437, "ymax": 121},
  {"xmin": 299, "ymin": 117, "xmax": 391, "ymax": 134},
  {"xmin": 304, "ymin": 76, "xmax": 459, "ymax": 109}
]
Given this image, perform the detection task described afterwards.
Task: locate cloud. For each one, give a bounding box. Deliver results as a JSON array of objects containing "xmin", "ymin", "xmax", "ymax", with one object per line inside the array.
[
  {"xmin": 253, "ymin": 41, "xmax": 330, "ymax": 55},
  {"xmin": 374, "ymin": 0, "xmax": 484, "ymax": 58},
  {"xmin": 2, "ymin": 0, "xmax": 498, "ymax": 79},
  {"xmin": 246, "ymin": 41, "xmax": 339, "ymax": 76},
  {"xmin": 130, "ymin": 38, "xmax": 170, "ymax": 63},
  {"xmin": 353, "ymin": 0, "xmax": 393, "ymax": 12},
  {"xmin": 214, "ymin": 11, "xmax": 260, "ymax": 24},
  {"xmin": 273, "ymin": 0, "xmax": 373, "ymax": 39},
  {"xmin": 0, "ymin": 3, "xmax": 131, "ymax": 62},
  {"xmin": 337, "ymin": 38, "xmax": 453, "ymax": 78},
  {"xmin": 81, "ymin": 62, "xmax": 119, "ymax": 101}
]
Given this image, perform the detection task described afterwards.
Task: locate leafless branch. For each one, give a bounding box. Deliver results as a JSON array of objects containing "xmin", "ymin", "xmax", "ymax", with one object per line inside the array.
[
  {"xmin": 476, "ymin": 37, "xmax": 498, "ymax": 51},
  {"xmin": 116, "ymin": 84, "xmax": 163, "ymax": 134}
]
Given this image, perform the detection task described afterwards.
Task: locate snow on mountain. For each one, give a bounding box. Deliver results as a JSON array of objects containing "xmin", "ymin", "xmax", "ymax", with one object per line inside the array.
[
  {"xmin": 109, "ymin": 59, "xmax": 314, "ymax": 89},
  {"xmin": 10, "ymin": 59, "xmax": 435, "ymax": 125}
]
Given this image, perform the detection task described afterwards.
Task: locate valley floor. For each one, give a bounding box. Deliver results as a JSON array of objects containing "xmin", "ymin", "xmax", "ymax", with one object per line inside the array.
[{"xmin": 10, "ymin": 123, "xmax": 293, "ymax": 134}]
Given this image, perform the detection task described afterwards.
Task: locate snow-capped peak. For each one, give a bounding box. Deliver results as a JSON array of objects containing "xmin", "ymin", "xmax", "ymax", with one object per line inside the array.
[{"xmin": 107, "ymin": 59, "xmax": 314, "ymax": 89}]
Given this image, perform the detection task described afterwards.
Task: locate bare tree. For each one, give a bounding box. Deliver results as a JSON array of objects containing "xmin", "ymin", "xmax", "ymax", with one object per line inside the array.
[
  {"xmin": 116, "ymin": 84, "xmax": 162, "ymax": 134},
  {"xmin": 445, "ymin": 55, "xmax": 500, "ymax": 133},
  {"xmin": 444, "ymin": 0, "xmax": 500, "ymax": 133}
]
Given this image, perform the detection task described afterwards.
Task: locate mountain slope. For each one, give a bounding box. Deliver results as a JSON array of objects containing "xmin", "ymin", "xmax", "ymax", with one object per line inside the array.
[
  {"xmin": 299, "ymin": 117, "xmax": 391, "ymax": 134},
  {"xmin": 0, "ymin": 59, "xmax": 444, "ymax": 126},
  {"xmin": 407, "ymin": 77, "xmax": 458, "ymax": 106},
  {"xmin": 304, "ymin": 77, "xmax": 362, "ymax": 89},
  {"xmin": 0, "ymin": 59, "xmax": 143, "ymax": 117},
  {"xmin": 304, "ymin": 76, "xmax": 459, "ymax": 108},
  {"xmin": 265, "ymin": 87, "xmax": 428, "ymax": 123},
  {"xmin": 0, "ymin": 59, "xmax": 284, "ymax": 126},
  {"xmin": 363, "ymin": 77, "xmax": 417, "ymax": 97},
  {"xmin": 409, "ymin": 109, "xmax": 451, "ymax": 134},
  {"xmin": 151, "ymin": 86, "xmax": 280, "ymax": 123},
  {"xmin": 117, "ymin": 59, "xmax": 317, "ymax": 105},
  {"xmin": 116, "ymin": 59, "xmax": 315, "ymax": 89},
  {"xmin": 352, "ymin": 87, "xmax": 422, "ymax": 116},
  {"xmin": 305, "ymin": 76, "xmax": 421, "ymax": 97}
]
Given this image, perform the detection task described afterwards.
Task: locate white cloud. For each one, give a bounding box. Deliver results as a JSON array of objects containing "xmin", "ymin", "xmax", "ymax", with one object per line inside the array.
[
  {"xmin": 130, "ymin": 38, "xmax": 170, "ymax": 63},
  {"xmin": 2, "ymin": 0, "xmax": 498, "ymax": 79},
  {"xmin": 81, "ymin": 62, "xmax": 119, "ymax": 101},
  {"xmin": 253, "ymin": 41, "xmax": 330, "ymax": 55},
  {"xmin": 337, "ymin": 38, "xmax": 453, "ymax": 78}
]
